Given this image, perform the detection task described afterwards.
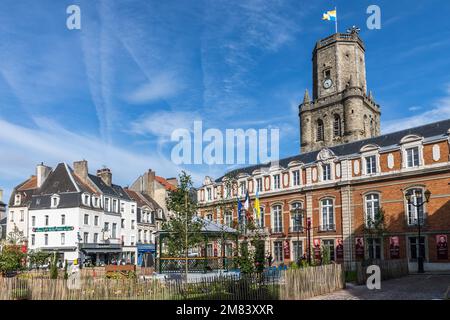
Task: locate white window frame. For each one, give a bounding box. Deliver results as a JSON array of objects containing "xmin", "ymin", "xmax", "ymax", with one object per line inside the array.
[
  {"xmin": 51, "ymin": 195, "xmax": 60, "ymax": 208},
  {"xmin": 292, "ymin": 170, "xmax": 301, "ymax": 187},
  {"xmin": 290, "ymin": 202, "xmax": 304, "ymax": 232},
  {"xmin": 61, "ymin": 233, "xmax": 65, "ymax": 245},
  {"xmin": 320, "ymin": 198, "xmax": 335, "ymax": 231},
  {"xmin": 364, "ymin": 193, "xmax": 380, "ymax": 228},
  {"xmin": 271, "ymin": 205, "xmax": 283, "ymax": 233},
  {"xmin": 404, "ymin": 188, "xmax": 426, "ymax": 226},
  {"xmin": 273, "ymin": 174, "xmax": 281, "ymax": 190},
  {"xmin": 256, "ymin": 178, "xmax": 263, "ymax": 193}
]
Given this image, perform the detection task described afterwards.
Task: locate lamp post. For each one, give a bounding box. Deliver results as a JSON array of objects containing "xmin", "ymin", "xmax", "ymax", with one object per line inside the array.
[
  {"xmin": 290, "ymin": 207, "xmax": 305, "ymax": 265},
  {"xmin": 405, "ymin": 189, "xmax": 431, "ymax": 274}
]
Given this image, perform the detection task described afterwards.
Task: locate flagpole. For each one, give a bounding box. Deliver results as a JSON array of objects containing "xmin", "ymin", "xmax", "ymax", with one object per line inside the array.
[{"xmin": 335, "ymin": 6, "xmax": 338, "ymax": 33}]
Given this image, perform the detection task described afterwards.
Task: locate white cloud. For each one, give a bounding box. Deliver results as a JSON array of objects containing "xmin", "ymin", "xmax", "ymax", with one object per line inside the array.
[
  {"xmin": 129, "ymin": 111, "xmax": 202, "ymax": 138},
  {"xmin": 0, "ymin": 116, "xmax": 210, "ymax": 197},
  {"xmin": 127, "ymin": 73, "xmax": 183, "ymax": 104},
  {"xmin": 383, "ymin": 85, "xmax": 450, "ymax": 133}
]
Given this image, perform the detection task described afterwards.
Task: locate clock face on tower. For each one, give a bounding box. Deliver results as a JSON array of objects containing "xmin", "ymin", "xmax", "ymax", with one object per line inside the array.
[{"xmin": 323, "ymin": 79, "xmax": 333, "ymax": 89}]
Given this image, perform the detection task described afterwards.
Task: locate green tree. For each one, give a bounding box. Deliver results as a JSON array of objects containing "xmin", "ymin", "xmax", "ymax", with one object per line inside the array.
[
  {"xmin": 236, "ymin": 241, "xmax": 254, "ymax": 274},
  {"xmin": 252, "ymin": 238, "xmax": 265, "ymax": 273},
  {"xmin": 162, "ymin": 171, "xmax": 203, "ymax": 257},
  {"xmin": 321, "ymin": 245, "xmax": 331, "ymax": 265},
  {"xmin": 0, "ymin": 245, "xmax": 26, "ymax": 275},
  {"xmin": 27, "ymin": 250, "xmax": 51, "ymax": 269},
  {"xmin": 50, "ymin": 252, "xmax": 58, "ymax": 279}
]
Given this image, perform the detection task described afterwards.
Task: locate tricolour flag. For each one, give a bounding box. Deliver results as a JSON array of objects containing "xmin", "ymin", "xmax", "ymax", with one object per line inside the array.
[
  {"xmin": 322, "ymin": 9, "xmax": 337, "ymax": 21},
  {"xmin": 243, "ymin": 191, "xmax": 250, "ymax": 210}
]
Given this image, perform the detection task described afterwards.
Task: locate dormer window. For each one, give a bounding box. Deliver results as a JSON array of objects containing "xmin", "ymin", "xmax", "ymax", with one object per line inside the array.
[
  {"xmin": 51, "ymin": 195, "xmax": 60, "ymax": 208},
  {"xmin": 406, "ymin": 147, "xmax": 420, "ymax": 168},
  {"xmin": 104, "ymin": 198, "xmax": 110, "ymax": 211},
  {"xmin": 82, "ymin": 194, "xmax": 90, "ymax": 206},
  {"xmin": 207, "ymin": 188, "xmax": 212, "ymax": 201},
  {"xmin": 93, "ymin": 197, "xmax": 99, "ymax": 207},
  {"xmin": 14, "ymin": 194, "xmax": 21, "ymax": 206},
  {"xmin": 322, "ymin": 164, "xmax": 331, "ymax": 181},
  {"xmin": 273, "ymin": 175, "xmax": 280, "ymax": 190},
  {"xmin": 239, "ymin": 182, "xmax": 246, "ymax": 196},
  {"xmin": 256, "ymin": 178, "xmax": 263, "ymax": 192},
  {"xmin": 292, "ymin": 170, "xmax": 300, "ymax": 186},
  {"xmin": 365, "ymin": 155, "xmax": 377, "ymax": 174}
]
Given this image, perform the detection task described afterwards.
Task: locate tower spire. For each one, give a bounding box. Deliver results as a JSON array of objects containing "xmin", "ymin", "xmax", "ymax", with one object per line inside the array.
[{"xmin": 303, "ymin": 89, "xmax": 311, "ymax": 104}]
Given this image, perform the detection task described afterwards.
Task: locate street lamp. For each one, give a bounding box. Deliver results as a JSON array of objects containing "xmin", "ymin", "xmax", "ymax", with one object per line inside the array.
[
  {"xmin": 405, "ymin": 189, "xmax": 431, "ymax": 273},
  {"xmin": 290, "ymin": 207, "xmax": 304, "ymax": 265}
]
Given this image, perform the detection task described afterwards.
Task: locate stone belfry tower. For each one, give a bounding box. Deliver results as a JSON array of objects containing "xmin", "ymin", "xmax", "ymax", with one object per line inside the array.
[{"xmin": 299, "ymin": 29, "xmax": 381, "ymax": 153}]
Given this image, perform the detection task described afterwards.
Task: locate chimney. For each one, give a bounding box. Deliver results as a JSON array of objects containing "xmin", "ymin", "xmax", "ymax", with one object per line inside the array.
[
  {"xmin": 145, "ymin": 169, "xmax": 155, "ymax": 197},
  {"xmin": 97, "ymin": 168, "xmax": 112, "ymax": 186},
  {"xmin": 36, "ymin": 162, "xmax": 52, "ymax": 188},
  {"xmin": 73, "ymin": 160, "xmax": 89, "ymax": 183},
  {"xmin": 0, "ymin": 188, "xmax": 3, "ymax": 202}
]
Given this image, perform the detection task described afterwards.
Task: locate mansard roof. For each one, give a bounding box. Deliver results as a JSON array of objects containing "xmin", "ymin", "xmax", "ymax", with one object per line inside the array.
[
  {"xmin": 215, "ymin": 118, "xmax": 450, "ymax": 182},
  {"xmin": 88, "ymin": 174, "xmax": 131, "ymax": 201}
]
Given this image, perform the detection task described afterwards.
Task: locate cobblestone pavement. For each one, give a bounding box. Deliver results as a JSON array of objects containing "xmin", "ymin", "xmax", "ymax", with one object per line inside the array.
[{"xmin": 310, "ymin": 274, "xmax": 450, "ymax": 300}]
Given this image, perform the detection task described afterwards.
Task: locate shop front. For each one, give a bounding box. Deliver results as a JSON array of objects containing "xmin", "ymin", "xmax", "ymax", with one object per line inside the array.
[{"xmin": 137, "ymin": 243, "xmax": 155, "ymax": 267}]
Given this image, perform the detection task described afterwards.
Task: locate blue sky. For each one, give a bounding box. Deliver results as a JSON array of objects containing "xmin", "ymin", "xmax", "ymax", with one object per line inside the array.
[{"xmin": 0, "ymin": 0, "xmax": 450, "ymax": 201}]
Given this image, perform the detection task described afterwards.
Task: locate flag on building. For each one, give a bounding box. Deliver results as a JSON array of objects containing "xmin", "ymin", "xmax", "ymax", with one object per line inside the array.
[
  {"xmin": 254, "ymin": 191, "xmax": 261, "ymax": 220},
  {"xmin": 237, "ymin": 197, "xmax": 243, "ymax": 222},
  {"xmin": 243, "ymin": 191, "xmax": 250, "ymax": 210}
]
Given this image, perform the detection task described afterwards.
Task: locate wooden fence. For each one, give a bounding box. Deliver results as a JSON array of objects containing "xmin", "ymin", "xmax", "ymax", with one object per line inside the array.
[
  {"xmin": 280, "ymin": 264, "xmax": 345, "ymax": 300},
  {"xmin": 0, "ymin": 264, "xmax": 345, "ymax": 300},
  {"xmin": 355, "ymin": 259, "xmax": 409, "ymax": 285}
]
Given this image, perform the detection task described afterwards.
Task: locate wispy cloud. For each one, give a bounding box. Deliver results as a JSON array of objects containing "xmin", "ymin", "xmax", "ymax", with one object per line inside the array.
[
  {"xmin": 382, "ymin": 84, "xmax": 450, "ymax": 133},
  {"xmin": 127, "ymin": 72, "xmax": 183, "ymax": 104}
]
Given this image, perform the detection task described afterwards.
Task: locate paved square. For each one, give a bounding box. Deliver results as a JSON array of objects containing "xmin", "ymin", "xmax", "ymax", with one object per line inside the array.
[{"xmin": 310, "ymin": 274, "xmax": 450, "ymax": 300}]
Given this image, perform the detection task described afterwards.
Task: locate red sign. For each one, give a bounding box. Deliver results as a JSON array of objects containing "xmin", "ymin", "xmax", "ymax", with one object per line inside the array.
[
  {"xmin": 436, "ymin": 235, "xmax": 448, "ymax": 260},
  {"xmin": 313, "ymin": 239, "xmax": 321, "ymax": 259},
  {"xmin": 336, "ymin": 238, "xmax": 344, "ymax": 260},
  {"xmin": 389, "ymin": 236, "xmax": 400, "ymax": 259},
  {"xmin": 355, "ymin": 237, "xmax": 364, "ymax": 259},
  {"xmin": 283, "ymin": 240, "xmax": 290, "ymax": 259}
]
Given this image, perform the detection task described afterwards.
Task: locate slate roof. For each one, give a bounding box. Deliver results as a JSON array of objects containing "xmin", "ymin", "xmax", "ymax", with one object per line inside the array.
[
  {"xmin": 124, "ymin": 188, "xmax": 165, "ymax": 220},
  {"xmin": 215, "ymin": 119, "xmax": 450, "ymax": 182},
  {"xmin": 9, "ymin": 176, "xmax": 39, "ymax": 207},
  {"xmin": 88, "ymin": 174, "xmax": 131, "ymax": 201}
]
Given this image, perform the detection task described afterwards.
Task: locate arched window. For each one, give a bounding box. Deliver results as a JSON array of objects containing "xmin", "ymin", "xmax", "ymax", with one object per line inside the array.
[
  {"xmin": 272, "ymin": 205, "xmax": 283, "ymax": 233},
  {"xmin": 290, "ymin": 202, "xmax": 303, "ymax": 232},
  {"xmin": 316, "ymin": 119, "xmax": 324, "ymax": 141},
  {"xmin": 333, "ymin": 114, "xmax": 341, "ymax": 137},
  {"xmin": 320, "ymin": 199, "xmax": 334, "ymax": 231},
  {"xmin": 224, "ymin": 211, "xmax": 233, "ymax": 227},
  {"xmin": 365, "ymin": 193, "xmax": 380, "ymax": 228},
  {"xmin": 254, "ymin": 206, "xmax": 264, "ymax": 228},
  {"xmin": 405, "ymin": 188, "xmax": 425, "ymax": 225}
]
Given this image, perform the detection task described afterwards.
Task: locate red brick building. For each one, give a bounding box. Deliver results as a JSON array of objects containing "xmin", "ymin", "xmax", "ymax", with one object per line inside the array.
[{"xmin": 197, "ymin": 31, "xmax": 450, "ymax": 272}]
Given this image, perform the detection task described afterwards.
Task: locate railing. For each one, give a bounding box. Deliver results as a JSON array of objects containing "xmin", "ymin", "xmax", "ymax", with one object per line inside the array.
[
  {"xmin": 156, "ymin": 257, "xmax": 236, "ymax": 273},
  {"xmin": 288, "ymin": 226, "xmax": 304, "ymax": 233},
  {"xmin": 0, "ymin": 264, "xmax": 346, "ymax": 300},
  {"xmin": 355, "ymin": 259, "xmax": 408, "ymax": 285},
  {"xmin": 270, "ymin": 227, "xmax": 283, "ymax": 234},
  {"xmin": 318, "ymin": 224, "xmax": 336, "ymax": 232}
]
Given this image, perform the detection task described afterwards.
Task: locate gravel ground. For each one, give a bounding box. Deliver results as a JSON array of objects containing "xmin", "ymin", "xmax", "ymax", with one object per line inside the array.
[{"xmin": 310, "ymin": 274, "xmax": 450, "ymax": 300}]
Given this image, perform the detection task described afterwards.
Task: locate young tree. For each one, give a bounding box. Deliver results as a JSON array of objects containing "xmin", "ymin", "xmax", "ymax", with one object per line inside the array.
[
  {"xmin": 7, "ymin": 226, "xmax": 26, "ymax": 245},
  {"xmin": 27, "ymin": 250, "xmax": 51, "ymax": 270},
  {"xmin": 0, "ymin": 245, "xmax": 26, "ymax": 275},
  {"xmin": 162, "ymin": 171, "xmax": 203, "ymax": 257}
]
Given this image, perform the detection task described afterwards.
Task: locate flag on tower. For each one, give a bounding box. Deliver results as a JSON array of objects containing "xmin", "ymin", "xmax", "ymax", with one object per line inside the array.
[
  {"xmin": 322, "ymin": 8, "xmax": 338, "ymax": 33},
  {"xmin": 322, "ymin": 9, "xmax": 337, "ymax": 21}
]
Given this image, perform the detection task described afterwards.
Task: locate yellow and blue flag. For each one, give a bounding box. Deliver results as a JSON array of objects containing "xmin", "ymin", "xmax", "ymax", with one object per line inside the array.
[
  {"xmin": 254, "ymin": 191, "xmax": 261, "ymax": 220},
  {"xmin": 322, "ymin": 9, "xmax": 337, "ymax": 22}
]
